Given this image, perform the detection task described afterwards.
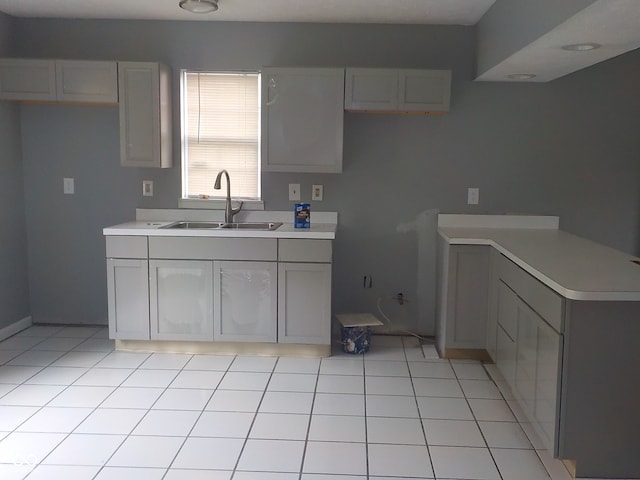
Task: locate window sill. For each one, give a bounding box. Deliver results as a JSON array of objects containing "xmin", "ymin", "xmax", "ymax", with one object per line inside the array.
[{"xmin": 178, "ymin": 198, "xmax": 265, "ymax": 210}]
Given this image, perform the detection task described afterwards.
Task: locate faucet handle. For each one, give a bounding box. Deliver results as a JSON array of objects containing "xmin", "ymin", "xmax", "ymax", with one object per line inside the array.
[{"xmin": 231, "ymin": 201, "xmax": 244, "ymax": 216}]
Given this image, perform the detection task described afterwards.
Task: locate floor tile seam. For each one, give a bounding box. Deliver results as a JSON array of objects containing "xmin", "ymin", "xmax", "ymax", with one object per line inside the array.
[
  {"xmin": 70, "ymin": 364, "xmax": 138, "ymax": 391},
  {"xmin": 456, "ymin": 362, "xmax": 512, "ymax": 480},
  {"xmin": 222, "ymin": 362, "xmax": 278, "ymax": 475},
  {"xmin": 0, "ymin": 351, "xmax": 28, "ymax": 365},
  {"xmin": 292, "ymin": 354, "xmax": 322, "ymax": 480},
  {"xmin": 476, "ymin": 362, "xmax": 539, "ymax": 454},
  {"xmin": 362, "ymin": 355, "xmax": 374, "ymax": 479},
  {"xmin": 403, "ymin": 345, "xmax": 436, "ymax": 479}
]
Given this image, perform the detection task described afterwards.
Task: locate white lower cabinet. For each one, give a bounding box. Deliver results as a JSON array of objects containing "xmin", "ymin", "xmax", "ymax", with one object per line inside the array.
[
  {"xmin": 149, "ymin": 260, "xmax": 214, "ymax": 341},
  {"xmin": 493, "ymin": 255, "xmax": 562, "ymax": 454},
  {"xmin": 514, "ymin": 299, "xmax": 561, "ymax": 452},
  {"xmin": 106, "ymin": 235, "xmax": 333, "ymax": 348},
  {"xmin": 214, "ymin": 261, "xmax": 277, "ymax": 342},
  {"xmin": 534, "ymin": 317, "xmax": 561, "ymax": 447},
  {"xmin": 106, "ymin": 258, "xmax": 150, "ymax": 340},
  {"xmin": 278, "ymin": 262, "xmax": 331, "ymax": 345}
]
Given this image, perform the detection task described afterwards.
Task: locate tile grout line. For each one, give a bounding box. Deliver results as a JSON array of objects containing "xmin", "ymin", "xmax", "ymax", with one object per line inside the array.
[
  {"xmin": 161, "ymin": 353, "xmax": 236, "ymax": 480},
  {"xmin": 296, "ymin": 354, "xmax": 323, "ymax": 480},
  {"xmin": 402, "ymin": 335, "xmax": 437, "ymax": 480},
  {"xmin": 227, "ymin": 355, "xmax": 278, "ymax": 479}
]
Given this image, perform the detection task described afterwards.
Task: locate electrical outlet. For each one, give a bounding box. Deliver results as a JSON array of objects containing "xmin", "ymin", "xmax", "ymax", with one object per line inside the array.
[
  {"xmin": 143, "ymin": 180, "xmax": 154, "ymax": 197},
  {"xmin": 312, "ymin": 184, "xmax": 324, "ymax": 201},
  {"xmin": 63, "ymin": 177, "xmax": 74, "ymax": 195},
  {"xmin": 289, "ymin": 183, "xmax": 301, "ymax": 201},
  {"xmin": 467, "ymin": 187, "xmax": 479, "ymax": 205}
]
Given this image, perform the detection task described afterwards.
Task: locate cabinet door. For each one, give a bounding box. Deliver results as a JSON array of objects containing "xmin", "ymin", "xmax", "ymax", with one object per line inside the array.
[
  {"xmin": 444, "ymin": 245, "xmax": 490, "ymax": 349},
  {"xmin": 278, "ymin": 262, "xmax": 331, "ymax": 345},
  {"xmin": 214, "ymin": 261, "xmax": 277, "ymax": 342},
  {"xmin": 514, "ymin": 301, "xmax": 538, "ymax": 415},
  {"xmin": 262, "ymin": 67, "xmax": 343, "ymax": 173},
  {"xmin": 397, "ymin": 69, "xmax": 451, "ymax": 112},
  {"xmin": 0, "ymin": 59, "xmax": 56, "ymax": 101},
  {"xmin": 344, "ymin": 68, "xmax": 397, "ymax": 111},
  {"xmin": 149, "ymin": 260, "xmax": 214, "ymax": 341},
  {"xmin": 106, "ymin": 258, "xmax": 150, "ymax": 340},
  {"xmin": 119, "ymin": 62, "xmax": 172, "ymax": 168},
  {"xmin": 56, "ymin": 60, "xmax": 118, "ymax": 103},
  {"xmin": 534, "ymin": 316, "xmax": 561, "ymax": 452}
]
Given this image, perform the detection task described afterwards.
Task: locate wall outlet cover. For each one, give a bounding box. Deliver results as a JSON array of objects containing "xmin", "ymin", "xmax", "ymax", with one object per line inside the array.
[
  {"xmin": 63, "ymin": 177, "xmax": 74, "ymax": 195},
  {"xmin": 312, "ymin": 184, "xmax": 324, "ymax": 201},
  {"xmin": 467, "ymin": 187, "xmax": 480, "ymax": 205}
]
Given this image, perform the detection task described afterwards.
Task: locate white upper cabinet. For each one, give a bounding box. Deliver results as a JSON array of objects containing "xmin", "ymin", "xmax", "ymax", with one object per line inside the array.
[
  {"xmin": 0, "ymin": 59, "xmax": 56, "ymax": 101},
  {"xmin": 262, "ymin": 67, "xmax": 344, "ymax": 173},
  {"xmin": 119, "ymin": 62, "xmax": 172, "ymax": 168},
  {"xmin": 345, "ymin": 68, "xmax": 451, "ymax": 113},
  {"xmin": 344, "ymin": 68, "xmax": 397, "ymax": 111},
  {"xmin": 56, "ymin": 60, "xmax": 118, "ymax": 104},
  {"xmin": 0, "ymin": 58, "xmax": 118, "ymax": 103}
]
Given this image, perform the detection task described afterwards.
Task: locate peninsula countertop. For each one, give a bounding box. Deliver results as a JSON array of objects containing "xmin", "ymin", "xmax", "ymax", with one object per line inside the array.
[{"xmin": 439, "ymin": 223, "xmax": 640, "ymax": 301}]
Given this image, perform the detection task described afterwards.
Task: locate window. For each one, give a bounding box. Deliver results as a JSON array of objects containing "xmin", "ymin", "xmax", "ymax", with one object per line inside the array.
[{"xmin": 181, "ymin": 71, "xmax": 260, "ymax": 201}]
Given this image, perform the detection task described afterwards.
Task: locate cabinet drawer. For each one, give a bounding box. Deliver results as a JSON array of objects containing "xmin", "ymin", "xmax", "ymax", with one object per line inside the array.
[
  {"xmin": 278, "ymin": 239, "xmax": 332, "ymax": 262},
  {"xmin": 149, "ymin": 237, "xmax": 277, "ymax": 261},
  {"xmin": 497, "ymin": 254, "xmax": 563, "ymax": 332},
  {"xmin": 106, "ymin": 236, "xmax": 148, "ymax": 259}
]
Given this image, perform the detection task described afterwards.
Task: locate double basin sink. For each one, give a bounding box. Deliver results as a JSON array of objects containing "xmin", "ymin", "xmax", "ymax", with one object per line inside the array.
[{"xmin": 162, "ymin": 221, "xmax": 282, "ymax": 231}]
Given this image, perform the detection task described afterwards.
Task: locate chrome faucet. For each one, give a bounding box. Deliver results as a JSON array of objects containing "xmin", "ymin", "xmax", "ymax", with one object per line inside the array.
[{"xmin": 214, "ymin": 169, "xmax": 243, "ymax": 224}]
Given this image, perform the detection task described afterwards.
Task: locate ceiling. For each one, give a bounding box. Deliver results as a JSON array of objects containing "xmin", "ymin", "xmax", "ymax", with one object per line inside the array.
[
  {"xmin": 0, "ymin": 0, "xmax": 496, "ymax": 25},
  {"xmin": 0, "ymin": 0, "xmax": 638, "ymax": 83}
]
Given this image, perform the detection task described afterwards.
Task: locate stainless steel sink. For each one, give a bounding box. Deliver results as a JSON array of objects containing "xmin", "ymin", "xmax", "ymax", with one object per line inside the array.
[
  {"xmin": 162, "ymin": 221, "xmax": 225, "ymax": 229},
  {"xmin": 162, "ymin": 221, "xmax": 282, "ymax": 231},
  {"xmin": 221, "ymin": 222, "xmax": 282, "ymax": 231}
]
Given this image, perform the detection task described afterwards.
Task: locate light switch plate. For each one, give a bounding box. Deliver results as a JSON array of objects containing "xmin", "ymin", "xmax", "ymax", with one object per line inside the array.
[
  {"xmin": 289, "ymin": 183, "xmax": 301, "ymax": 201},
  {"xmin": 63, "ymin": 177, "xmax": 74, "ymax": 195},
  {"xmin": 143, "ymin": 180, "xmax": 154, "ymax": 197},
  {"xmin": 312, "ymin": 184, "xmax": 324, "ymax": 201}
]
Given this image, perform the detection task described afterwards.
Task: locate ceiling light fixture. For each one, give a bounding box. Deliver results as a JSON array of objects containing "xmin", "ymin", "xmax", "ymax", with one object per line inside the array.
[
  {"xmin": 561, "ymin": 42, "xmax": 601, "ymax": 52},
  {"xmin": 179, "ymin": 0, "xmax": 218, "ymax": 14},
  {"xmin": 507, "ymin": 73, "xmax": 537, "ymax": 80}
]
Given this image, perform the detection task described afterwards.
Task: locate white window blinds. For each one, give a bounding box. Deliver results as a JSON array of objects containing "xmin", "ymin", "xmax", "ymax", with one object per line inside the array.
[{"xmin": 182, "ymin": 71, "xmax": 260, "ymax": 199}]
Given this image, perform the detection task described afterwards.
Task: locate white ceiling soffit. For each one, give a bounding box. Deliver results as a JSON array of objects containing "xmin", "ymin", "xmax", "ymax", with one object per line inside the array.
[
  {"xmin": 476, "ymin": 0, "xmax": 640, "ymax": 82},
  {"xmin": 0, "ymin": 0, "xmax": 496, "ymax": 25}
]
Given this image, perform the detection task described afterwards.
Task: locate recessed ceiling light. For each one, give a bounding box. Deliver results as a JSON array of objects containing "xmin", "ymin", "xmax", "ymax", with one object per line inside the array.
[
  {"xmin": 179, "ymin": 0, "xmax": 218, "ymax": 13},
  {"xmin": 561, "ymin": 42, "xmax": 601, "ymax": 52},
  {"xmin": 507, "ymin": 73, "xmax": 537, "ymax": 80}
]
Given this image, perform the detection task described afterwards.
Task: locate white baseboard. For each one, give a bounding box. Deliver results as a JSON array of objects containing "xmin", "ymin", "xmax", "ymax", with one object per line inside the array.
[{"xmin": 0, "ymin": 316, "xmax": 33, "ymax": 342}]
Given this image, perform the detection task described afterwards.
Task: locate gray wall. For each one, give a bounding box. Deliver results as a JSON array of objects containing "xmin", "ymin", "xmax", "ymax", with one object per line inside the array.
[
  {"xmin": 0, "ymin": 13, "xmax": 30, "ymax": 330},
  {"xmin": 10, "ymin": 18, "xmax": 640, "ymax": 333}
]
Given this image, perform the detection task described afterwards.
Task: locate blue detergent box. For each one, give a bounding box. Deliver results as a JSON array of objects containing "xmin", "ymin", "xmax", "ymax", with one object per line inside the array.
[{"xmin": 294, "ymin": 203, "xmax": 310, "ymax": 228}]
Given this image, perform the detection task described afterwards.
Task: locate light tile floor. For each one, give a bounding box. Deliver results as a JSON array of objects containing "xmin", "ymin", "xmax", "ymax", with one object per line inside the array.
[{"xmin": 0, "ymin": 325, "xmax": 583, "ymax": 479}]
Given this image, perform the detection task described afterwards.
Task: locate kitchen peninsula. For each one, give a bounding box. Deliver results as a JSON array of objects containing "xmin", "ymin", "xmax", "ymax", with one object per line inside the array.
[
  {"xmin": 103, "ymin": 209, "xmax": 336, "ymax": 357},
  {"xmin": 437, "ymin": 214, "xmax": 640, "ymax": 479}
]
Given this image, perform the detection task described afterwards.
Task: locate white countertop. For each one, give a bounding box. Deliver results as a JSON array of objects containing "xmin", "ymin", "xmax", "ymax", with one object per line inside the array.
[
  {"xmin": 103, "ymin": 220, "xmax": 336, "ymax": 239},
  {"xmin": 439, "ymin": 225, "xmax": 640, "ymax": 301},
  {"xmin": 103, "ymin": 209, "xmax": 337, "ymax": 240}
]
